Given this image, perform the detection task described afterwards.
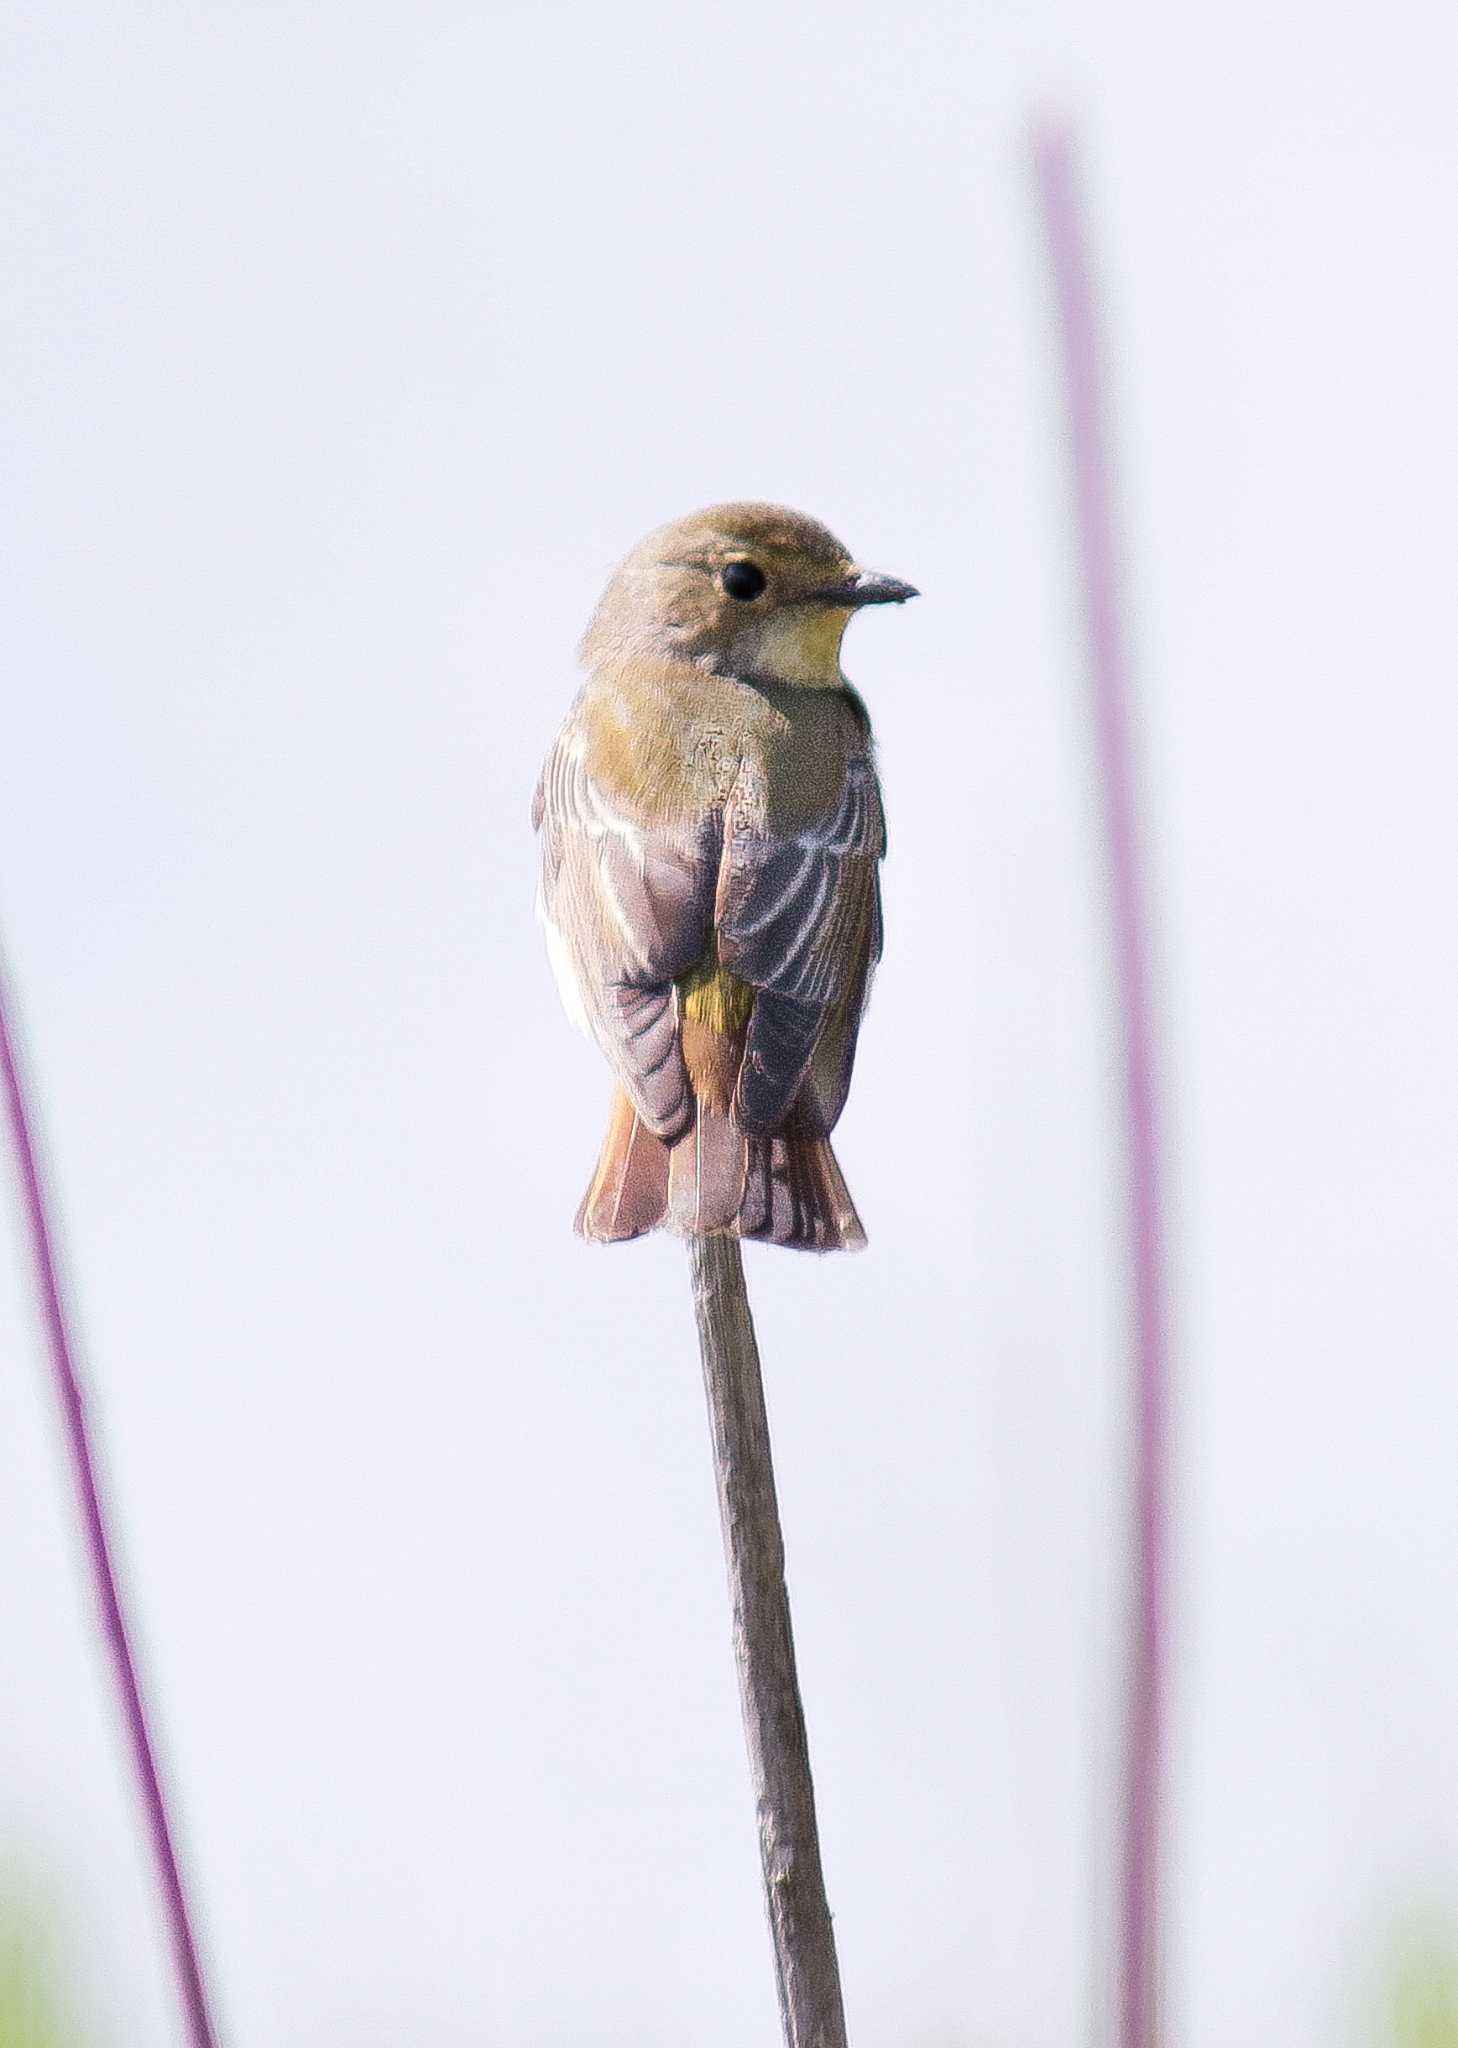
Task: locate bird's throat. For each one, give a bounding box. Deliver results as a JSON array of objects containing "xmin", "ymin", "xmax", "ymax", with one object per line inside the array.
[{"xmin": 747, "ymin": 605, "xmax": 852, "ymax": 687}]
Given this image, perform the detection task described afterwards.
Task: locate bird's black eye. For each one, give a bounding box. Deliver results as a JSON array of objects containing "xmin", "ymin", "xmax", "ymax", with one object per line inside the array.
[{"xmin": 721, "ymin": 560, "xmax": 767, "ymax": 602}]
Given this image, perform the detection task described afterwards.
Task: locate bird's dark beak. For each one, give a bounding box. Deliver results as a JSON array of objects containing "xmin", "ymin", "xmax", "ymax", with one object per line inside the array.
[{"xmin": 808, "ymin": 568, "xmax": 920, "ymax": 609}]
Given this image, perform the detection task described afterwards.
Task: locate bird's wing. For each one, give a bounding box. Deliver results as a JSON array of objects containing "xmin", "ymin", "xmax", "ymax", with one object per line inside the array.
[
  {"xmin": 717, "ymin": 750, "xmax": 885, "ymax": 1136},
  {"xmin": 535, "ymin": 714, "xmax": 717, "ymax": 1138}
]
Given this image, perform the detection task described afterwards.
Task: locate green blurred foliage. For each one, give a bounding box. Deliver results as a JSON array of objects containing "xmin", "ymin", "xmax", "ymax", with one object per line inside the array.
[
  {"xmin": 1, "ymin": 1845, "xmax": 1455, "ymax": 2047},
  {"xmin": 1390, "ymin": 1923, "xmax": 1458, "ymax": 2048},
  {"xmin": 0, "ymin": 1890, "xmax": 66, "ymax": 2048}
]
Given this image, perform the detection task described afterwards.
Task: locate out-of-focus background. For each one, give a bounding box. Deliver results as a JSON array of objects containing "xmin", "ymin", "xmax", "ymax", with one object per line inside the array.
[{"xmin": 2, "ymin": 1, "xmax": 1455, "ymax": 2042}]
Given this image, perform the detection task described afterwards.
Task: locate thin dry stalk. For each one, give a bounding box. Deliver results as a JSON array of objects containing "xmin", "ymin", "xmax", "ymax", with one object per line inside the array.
[
  {"xmin": 0, "ymin": 957, "xmax": 222, "ymax": 2048},
  {"xmin": 1033, "ymin": 125, "xmax": 1174, "ymax": 2048},
  {"xmin": 689, "ymin": 1231, "xmax": 848, "ymax": 2048}
]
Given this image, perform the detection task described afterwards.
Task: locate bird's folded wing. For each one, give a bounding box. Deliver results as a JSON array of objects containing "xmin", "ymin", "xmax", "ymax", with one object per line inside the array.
[
  {"xmin": 718, "ymin": 754, "xmax": 885, "ymax": 1136},
  {"xmin": 535, "ymin": 718, "xmax": 717, "ymax": 1137}
]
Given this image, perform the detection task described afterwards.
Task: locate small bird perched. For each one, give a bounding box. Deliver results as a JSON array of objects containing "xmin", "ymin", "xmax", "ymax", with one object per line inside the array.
[{"xmin": 533, "ymin": 502, "xmax": 916, "ymax": 1251}]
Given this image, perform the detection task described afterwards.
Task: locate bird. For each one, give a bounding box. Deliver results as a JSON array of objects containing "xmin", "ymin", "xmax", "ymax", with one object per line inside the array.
[{"xmin": 533, "ymin": 502, "xmax": 917, "ymax": 1252}]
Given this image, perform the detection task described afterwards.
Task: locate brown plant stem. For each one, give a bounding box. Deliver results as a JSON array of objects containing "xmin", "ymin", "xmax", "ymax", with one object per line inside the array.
[
  {"xmin": 689, "ymin": 1231, "xmax": 848, "ymax": 2048},
  {"xmin": 1033, "ymin": 124, "xmax": 1173, "ymax": 2048},
  {"xmin": 0, "ymin": 954, "xmax": 223, "ymax": 2048}
]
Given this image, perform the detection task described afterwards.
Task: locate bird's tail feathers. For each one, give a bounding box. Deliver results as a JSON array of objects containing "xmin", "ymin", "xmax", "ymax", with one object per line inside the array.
[{"xmin": 575, "ymin": 1088, "xmax": 865, "ymax": 1253}]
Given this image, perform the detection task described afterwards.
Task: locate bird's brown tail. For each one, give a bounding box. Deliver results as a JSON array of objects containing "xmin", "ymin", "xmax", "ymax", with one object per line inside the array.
[{"xmin": 575, "ymin": 1088, "xmax": 866, "ymax": 1252}]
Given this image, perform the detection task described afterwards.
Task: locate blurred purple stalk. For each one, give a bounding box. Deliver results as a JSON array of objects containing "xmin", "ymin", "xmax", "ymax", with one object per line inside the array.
[
  {"xmin": 0, "ymin": 961, "xmax": 222, "ymax": 2048},
  {"xmin": 1032, "ymin": 127, "xmax": 1172, "ymax": 2048}
]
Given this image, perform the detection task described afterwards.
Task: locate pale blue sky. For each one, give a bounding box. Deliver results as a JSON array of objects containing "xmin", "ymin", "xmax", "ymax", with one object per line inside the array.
[{"xmin": 3, "ymin": 2, "xmax": 1456, "ymax": 2042}]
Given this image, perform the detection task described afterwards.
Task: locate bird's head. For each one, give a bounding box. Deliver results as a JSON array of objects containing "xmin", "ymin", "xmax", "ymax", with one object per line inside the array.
[{"xmin": 581, "ymin": 502, "xmax": 917, "ymax": 687}]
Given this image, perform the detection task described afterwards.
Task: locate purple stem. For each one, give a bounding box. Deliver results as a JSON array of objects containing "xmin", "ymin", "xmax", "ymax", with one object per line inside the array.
[
  {"xmin": 0, "ymin": 960, "xmax": 222, "ymax": 2048},
  {"xmin": 1032, "ymin": 126, "xmax": 1173, "ymax": 2048}
]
